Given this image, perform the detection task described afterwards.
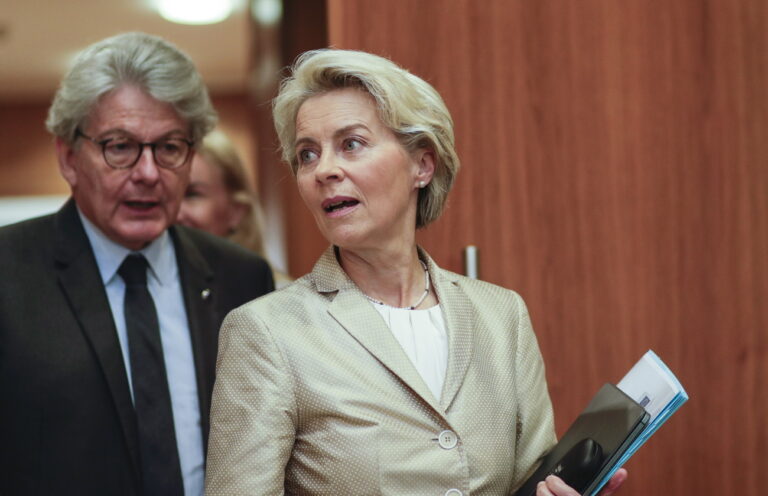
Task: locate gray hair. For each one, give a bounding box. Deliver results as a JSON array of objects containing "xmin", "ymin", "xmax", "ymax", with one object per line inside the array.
[
  {"xmin": 272, "ymin": 49, "xmax": 460, "ymax": 228},
  {"xmin": 46, "ymin": 32, "xmax": 217, "ymax": 144}
]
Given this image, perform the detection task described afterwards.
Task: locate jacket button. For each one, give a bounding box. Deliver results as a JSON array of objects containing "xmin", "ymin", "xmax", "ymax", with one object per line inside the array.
[
  {"xmin": 445, "ymin": 489, "xmax": 463, "ymax": 496},
  {"xmin": 438, "ymin": 430, "xmax": 458, "ymax": 449}
]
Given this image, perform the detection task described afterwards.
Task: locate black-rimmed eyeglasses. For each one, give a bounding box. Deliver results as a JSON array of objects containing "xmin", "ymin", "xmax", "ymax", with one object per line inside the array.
[{"xmin": 75, "ymin": 129, "xmax": 195, "ymax": 170}]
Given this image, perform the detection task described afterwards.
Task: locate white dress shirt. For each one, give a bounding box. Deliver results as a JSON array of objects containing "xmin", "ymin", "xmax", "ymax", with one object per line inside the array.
[
  {"xmin": 371, "ymin": 303, "xmax": 449, "ymax": 401},
  {"xmin": 79, "ymin": 210, "xmax": 204, "ymax": 496}
]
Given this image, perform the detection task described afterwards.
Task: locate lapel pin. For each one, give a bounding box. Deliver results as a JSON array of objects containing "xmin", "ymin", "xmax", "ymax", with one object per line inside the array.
[{"xmin": 201, "ymin": 288, "xmax": 211, "ymax": 300}]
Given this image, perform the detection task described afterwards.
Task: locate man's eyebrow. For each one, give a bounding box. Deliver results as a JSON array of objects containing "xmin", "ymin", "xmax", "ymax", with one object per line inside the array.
[{"xmin": 95, "ymin": 128, "xmax": 188, "ymax": 140}]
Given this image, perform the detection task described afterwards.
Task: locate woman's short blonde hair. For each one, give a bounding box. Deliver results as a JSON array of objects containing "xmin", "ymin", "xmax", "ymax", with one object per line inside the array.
[
  {"xmin": 272, "ymin": 49, "xmax": 460, "ymax": 228},
  {"xmin": 197, "ymin": 130, "xmax": 265, "ymax": 256}
]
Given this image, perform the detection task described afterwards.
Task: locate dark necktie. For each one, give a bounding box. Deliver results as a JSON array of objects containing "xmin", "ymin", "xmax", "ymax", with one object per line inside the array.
[{"xmin": 118, "ymin": 254, "xmax": 184, "ymax": 496}]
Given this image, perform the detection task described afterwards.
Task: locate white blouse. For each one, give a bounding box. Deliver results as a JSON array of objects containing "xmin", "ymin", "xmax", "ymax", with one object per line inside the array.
[{"xmin": 371, "ymin": 303, "xmax": 448, "ymax": 401}]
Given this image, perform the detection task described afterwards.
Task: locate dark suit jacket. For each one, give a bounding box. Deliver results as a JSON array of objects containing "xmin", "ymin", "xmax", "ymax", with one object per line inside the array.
[{"xmin": 0, "ymin": 199, "xmax": 274, "ymax": 495}]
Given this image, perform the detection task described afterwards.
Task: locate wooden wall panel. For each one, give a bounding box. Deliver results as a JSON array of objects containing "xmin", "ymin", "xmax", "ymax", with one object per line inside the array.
[
  {"xmin": 301, "ymin": 0, "xmax": 768, "ymax": 494},
  {"xmin": 0, "ymin": 103, "xmax": 67, "ymax": 195}
]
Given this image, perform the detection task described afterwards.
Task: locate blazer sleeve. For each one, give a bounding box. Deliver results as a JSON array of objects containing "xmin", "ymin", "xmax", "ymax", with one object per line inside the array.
[
  {"xmin": 205, "ymin": 305, "xmax": 297, "ymax": 496},
  {"xmin": 511, "ymin": 292, "xmax": 557, "ymax": 487}
]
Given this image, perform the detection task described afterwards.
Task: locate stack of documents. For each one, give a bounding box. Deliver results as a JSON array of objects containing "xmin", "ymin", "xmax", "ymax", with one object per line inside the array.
[
  {"xmin": 514, "ymin": 350, "xmax": 688, "ymax": 496},
  {"xmin": 586, "ymin": 350, "xmax": 689, "ymax": 495}
]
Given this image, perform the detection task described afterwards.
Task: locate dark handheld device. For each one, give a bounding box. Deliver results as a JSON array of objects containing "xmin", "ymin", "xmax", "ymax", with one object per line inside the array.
[
  {"xmin": 546, "ymin": 438, "xmax": 604, "ymax": 493},
  {"xmin": 514, "ymin": 383, "xmax": 649, "ymax": 496},
  {"xmin": 515, "ymin": 438, "xmax": 604, "ymax": 496}
]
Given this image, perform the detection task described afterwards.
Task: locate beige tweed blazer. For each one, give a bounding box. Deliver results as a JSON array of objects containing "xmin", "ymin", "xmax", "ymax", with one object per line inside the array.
[{"xmin": 205, "ymin": 247, "xmax": 556, "ymax": 495}]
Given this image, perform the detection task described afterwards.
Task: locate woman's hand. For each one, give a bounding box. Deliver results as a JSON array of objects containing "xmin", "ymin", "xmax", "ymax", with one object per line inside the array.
[{"xmin": 535, "ymin": 468, "xmax": 627, "ymax": 496}]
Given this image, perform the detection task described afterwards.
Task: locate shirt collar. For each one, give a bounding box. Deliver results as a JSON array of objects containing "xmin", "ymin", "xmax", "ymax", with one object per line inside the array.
[{"xmin": 77, "ymin": 207, "xmax": 177, "ymax": 286}]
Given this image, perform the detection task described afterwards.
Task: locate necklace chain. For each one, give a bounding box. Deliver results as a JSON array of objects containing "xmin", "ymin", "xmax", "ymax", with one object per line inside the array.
[{"xmin": 363, "ymin": 260, "xmax": 430, "ymax": 310}]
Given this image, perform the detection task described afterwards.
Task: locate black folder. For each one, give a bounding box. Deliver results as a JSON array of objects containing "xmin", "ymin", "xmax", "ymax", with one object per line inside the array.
[{"xmin": 514, "ymin": 383, "xmax": 650, "ymax": 496}]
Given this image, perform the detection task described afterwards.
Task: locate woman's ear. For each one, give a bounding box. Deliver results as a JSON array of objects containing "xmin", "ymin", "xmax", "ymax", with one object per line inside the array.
[
  {"xmin": 227, "ymin": 201, "xmax": 249, "ymax": 233},
  {"xmin": 413, "ymin": 147, "xmax": 436, "ymax": 188}
]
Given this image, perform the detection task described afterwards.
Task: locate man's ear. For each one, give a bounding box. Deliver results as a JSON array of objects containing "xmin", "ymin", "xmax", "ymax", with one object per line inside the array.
[
  {"xmin": 413, "ymin": 147, "xmax": 436, "ymax": 188},
  {"xmin": 55, "ymin": 137, "xmax": 78, "ymax": 188}
]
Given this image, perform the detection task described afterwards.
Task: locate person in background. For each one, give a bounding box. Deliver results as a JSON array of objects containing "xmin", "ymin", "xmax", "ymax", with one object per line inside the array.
[
  {"xmin": 204, "ymin": 49, "xmax": 626, "ymax": 495},
  {"xmin": 0, "ymin": 32, "xmax": 274, "ymax": 496},
  {"xmin": 178, "ymin": 129, "xmax": 292, "ymax": 288}
]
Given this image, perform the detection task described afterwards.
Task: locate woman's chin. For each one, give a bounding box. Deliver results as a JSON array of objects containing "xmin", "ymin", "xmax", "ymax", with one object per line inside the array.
[
  {"xmin": 319, "ymin": 223, "xmax": 359, "ymax": 246},
  {"xmin": 327, "ymin": 232, "xmax": 375, "ymax": 253}
]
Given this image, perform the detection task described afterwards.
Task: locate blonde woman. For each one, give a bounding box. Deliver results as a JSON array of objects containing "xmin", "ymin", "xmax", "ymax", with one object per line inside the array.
[
  {"xmin": 178, "ymin": 130, "xmax": 291, "ymax": 288},
  {"xmin": 205, "ymin": 49, "xmax": 627, "ymax": 496}
]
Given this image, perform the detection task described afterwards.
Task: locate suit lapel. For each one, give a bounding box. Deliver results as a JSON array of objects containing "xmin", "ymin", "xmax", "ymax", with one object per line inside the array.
[
  {"xmin": 427, "ymin": 256, "xmax": 474, "ymax": 413},
  {"xmin": 170, "ymin": 226, "xmax": 217, "ymax": 450},
  {"xmin": 53, "ymin": 200, "xmax": 140, "ymax": 477},
  {"xmin": 315, "ymin": 247, "xmax": 443, "ymax": 413}
]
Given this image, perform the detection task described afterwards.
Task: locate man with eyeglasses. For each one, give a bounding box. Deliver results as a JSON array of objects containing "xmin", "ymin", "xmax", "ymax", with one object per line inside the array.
[{"xmin": 0, "ymin": 33, "xmax": 274, "ymax": 496}]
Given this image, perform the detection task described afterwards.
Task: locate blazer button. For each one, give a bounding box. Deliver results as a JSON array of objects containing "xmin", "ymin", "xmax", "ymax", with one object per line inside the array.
[
  {"xmin": 438, "ymin": 430, "xmax": 458, "ymax": 449},
  {"xmin": 445, "ymin": 489, "xmax": 463, "ymax": 496}
]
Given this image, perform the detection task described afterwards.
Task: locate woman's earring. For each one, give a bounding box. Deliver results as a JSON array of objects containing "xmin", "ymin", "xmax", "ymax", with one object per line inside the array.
[{"xmin": 419, "ymin": 181, "xmax": 426, "ymax": 188}]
